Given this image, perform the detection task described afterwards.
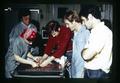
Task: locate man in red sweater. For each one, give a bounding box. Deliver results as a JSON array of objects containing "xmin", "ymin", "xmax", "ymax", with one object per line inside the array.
[{"xmin": 39, "ymin": 20, "xmax": 73, "ymax": 70}]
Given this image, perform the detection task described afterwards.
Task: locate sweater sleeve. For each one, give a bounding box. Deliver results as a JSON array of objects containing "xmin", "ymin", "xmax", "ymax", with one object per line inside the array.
[{"xmin": 44, "ymin": 36, "xmax": 55, "ymax": 56}]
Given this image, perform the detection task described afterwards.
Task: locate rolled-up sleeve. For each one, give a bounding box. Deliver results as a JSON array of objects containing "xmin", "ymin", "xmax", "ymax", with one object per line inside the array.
[
  {"xmin": 44, "ymin": 36, "xmax": 55, "ymax": 56},
  {"xmin": 13, "ymin": 39, "xmax": 22, "ymax": 56}
]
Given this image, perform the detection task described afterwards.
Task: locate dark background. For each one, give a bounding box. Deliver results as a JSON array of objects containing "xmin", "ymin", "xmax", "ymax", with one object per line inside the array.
[{"xmin": 0, "ymin": 0, "xmax": 119, "ymax": 83}]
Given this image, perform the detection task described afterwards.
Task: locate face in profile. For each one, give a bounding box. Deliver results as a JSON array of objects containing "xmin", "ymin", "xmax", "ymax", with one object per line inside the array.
[
  {"xmin": 22, "ymin": 15, "xmax": 30, "ymax": 26},
  {"xmin": 64, "ymin": 19, "xmax": 75, "ymax": 31},
  {"xmin": 81, "ymin": 15, "xmax": 93, "ymax": 30},
  {"xmin": 51, "ymin": 30, "xmax": 59, "ymax": 37}
]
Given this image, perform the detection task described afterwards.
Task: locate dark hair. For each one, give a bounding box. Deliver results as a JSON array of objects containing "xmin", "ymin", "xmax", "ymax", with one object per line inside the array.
[
  {"xmin": 64, "ymin": 10, "xmax": 81, "ymax": 23},
  {"xmin": 19, "ymin": 8, "xmax": 30, "ymax": 19},
  {"xmin": 45, "ymin": 20, "xmax": 60, "ymax": 34},
  {"xmin": 79, "ymin": 5, "xmax": 101, "ymax": 19}
]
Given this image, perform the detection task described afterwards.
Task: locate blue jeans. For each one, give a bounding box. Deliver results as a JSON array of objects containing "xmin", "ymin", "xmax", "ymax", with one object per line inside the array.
[
  {"xmin": 64, "ymin": 51, "xmax": 72, "ymax": 78},
  {"xmin": 84, "ymin": 69, "xmax": 109, "ymax": 79}
]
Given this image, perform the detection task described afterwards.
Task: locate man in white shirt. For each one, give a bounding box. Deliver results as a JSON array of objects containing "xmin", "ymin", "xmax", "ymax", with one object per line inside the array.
[{"xmin": 79, "ymin": 5, "xmax": 113, "ymax": 78}]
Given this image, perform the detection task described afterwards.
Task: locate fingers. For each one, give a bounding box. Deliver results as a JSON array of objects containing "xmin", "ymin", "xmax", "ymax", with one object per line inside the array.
[
  {"xmin": 39, "ymin": 60, "xmax": 50, "ymax": 67},
  {"xmin": 34, "ymin": 56, "xmax": 42, "ymax": 63},
  {"xmin": 39, "ymin": 62, "xmax": 47, "ymax": 67},
  {"xmin": 35, "ymin": 57, "xmax": 40, "ymax": 63},
  {"xmin": 31, "ymin": 62, "xmax": 39, "ymax": 68},
  {"xmin": 31, "ymin": 57, "xmax": 51, "ymax": 68},
  {"xmin": 39, "ymin": 58, "xmax": 45, "ymax": 64}
]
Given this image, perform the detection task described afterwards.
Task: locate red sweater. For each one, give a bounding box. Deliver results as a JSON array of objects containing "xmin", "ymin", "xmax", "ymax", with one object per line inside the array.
[{"xmin": 44, "ymin": 26, "xmax": 73, "ymax": 58}]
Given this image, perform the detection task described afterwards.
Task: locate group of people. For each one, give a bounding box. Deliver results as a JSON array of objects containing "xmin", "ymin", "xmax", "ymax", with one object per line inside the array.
[{"xmin": 5, "ymin": 5, "xmax": 112, "ymax": 79}]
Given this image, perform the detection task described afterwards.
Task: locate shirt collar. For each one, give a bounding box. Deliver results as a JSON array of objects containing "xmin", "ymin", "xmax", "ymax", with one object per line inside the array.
[
  {"xmin": 21, "ymin": 22, "xmax": 31, "ymax": 28},
  {"xmin": 79, "ymin": 25, "xmax": 86, "ymax": 32},
  {"xmin": 91, "ymin": 21, "xmax": 105, "ymax": 33},
  {"xmin": 74, "ymin": 25, "xmax": 86, "ymax": 35}
]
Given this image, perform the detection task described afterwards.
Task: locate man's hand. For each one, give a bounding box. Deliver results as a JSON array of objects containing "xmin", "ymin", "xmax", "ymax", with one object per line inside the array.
[
  {"xmin": 33, "ymin": 56, "xmax": 42, "ymax": 63},
  {"xmin": 27, "ymin": 52, "xmax": 42, "ymax": 63},
  {"xmin": 30, "ymin": 61, "xmax": 39, "ymax": 68},
  {"xmin": 39, "ymin": 54, "xmax": 48, "ymax": 64},
  {"xmin": 39, "ymin": 60, "xmax": 50, "ymax": 67},
  {"xmin": 40, "ymin": 56, "xmax": 55, "ymax": 67},
  {"xmin": 39, "ymin": 58, "xmax": 45, "ymax": 64}
]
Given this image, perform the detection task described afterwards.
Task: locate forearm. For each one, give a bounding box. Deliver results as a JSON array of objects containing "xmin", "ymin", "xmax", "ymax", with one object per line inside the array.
[
  {"xmin": 14, "ymin": 54, "xmax": 32, "ymax": 65},
  {"xmin": 40, "ymin": 56, "xmax": 55, "ymax": 67},
  {"xmin": 27, "ymin": 52, "xmax": 35, "ymax": 60},
  {"xmin": 52, "ymin": 43, "xmax": 68, "ymax": 58},
  {"xmin": 82, "ymin": 48, "xmax": 97, "ymax": 61},
  {"xmin": 42, "ymin": 54, "xmax": 48, "ymax": 60},
  {"xmin": 46, "ymin": 56, "xmax": 55, "ymax": 62},
  {"xmin": 40, "ymin": 54, "xmax": 48, "ymax": 63}
]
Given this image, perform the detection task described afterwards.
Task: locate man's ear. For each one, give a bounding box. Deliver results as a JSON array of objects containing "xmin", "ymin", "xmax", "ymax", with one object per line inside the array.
[
  {"xmin": 72, "ymin": 20, "xmax": 75, "ymax": 24},
  {"xmin": 88, "ymin": 14, "xmax": 93, "ymax": 20},
  {"xmin": 58, "ymin": 28, "xmax": 60, "ymax": 31}
]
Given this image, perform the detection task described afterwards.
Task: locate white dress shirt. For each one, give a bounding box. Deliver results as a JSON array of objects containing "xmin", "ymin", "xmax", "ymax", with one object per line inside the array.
[{"xmin": 83, "ymin": 21, "xmax": 112, "ymax": 73}]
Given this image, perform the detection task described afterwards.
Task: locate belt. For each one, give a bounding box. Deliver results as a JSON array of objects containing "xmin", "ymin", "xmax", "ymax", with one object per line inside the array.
[{"xmin": 66, "ymin": 50, "xmax": 72, "ymax": 53}]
